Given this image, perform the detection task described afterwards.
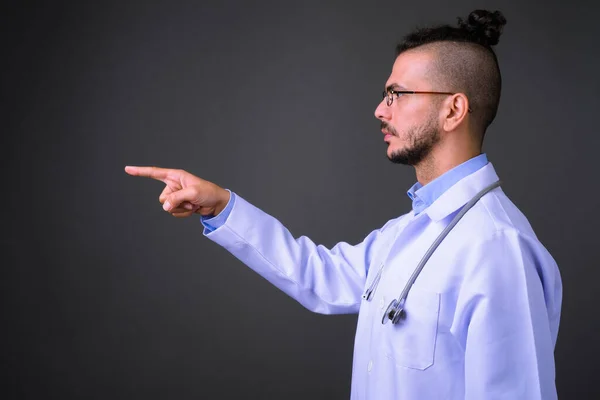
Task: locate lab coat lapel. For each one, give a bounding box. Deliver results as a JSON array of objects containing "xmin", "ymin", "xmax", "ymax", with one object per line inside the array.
[{"xmin": 424, "ymin": 162, "xmax": 501, "ymax": 223}]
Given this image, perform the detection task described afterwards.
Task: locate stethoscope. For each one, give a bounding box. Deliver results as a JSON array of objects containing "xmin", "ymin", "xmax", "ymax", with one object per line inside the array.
[{"xmin": 362, "ymin": 180, "xmax": 502, "ymax": 325}]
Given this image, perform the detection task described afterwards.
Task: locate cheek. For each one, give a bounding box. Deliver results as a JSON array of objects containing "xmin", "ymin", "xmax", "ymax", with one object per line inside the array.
[
  {"xmin": 389, "ymin": 115, "xmax": 415, "ymax": 139},
  {"xmin": 390, "ymin": 104, "xmax": 432, "ymax": 137}
]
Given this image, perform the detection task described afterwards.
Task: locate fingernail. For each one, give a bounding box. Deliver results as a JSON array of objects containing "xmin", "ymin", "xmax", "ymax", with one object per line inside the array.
[{"xmin": 163, "ymin": 201, "xmax": 171, "ymax": 211}]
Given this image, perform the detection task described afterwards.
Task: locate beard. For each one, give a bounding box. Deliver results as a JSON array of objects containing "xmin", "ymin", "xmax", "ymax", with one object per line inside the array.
[{"xmin": 383, "ymin": 114, "xmax": 440, "ymax": 166}]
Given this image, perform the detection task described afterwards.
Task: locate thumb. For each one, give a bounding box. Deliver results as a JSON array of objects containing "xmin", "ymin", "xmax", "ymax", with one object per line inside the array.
[{"xmin": 163, "ymin": 186, "xmax": 199, "ymax": 212}]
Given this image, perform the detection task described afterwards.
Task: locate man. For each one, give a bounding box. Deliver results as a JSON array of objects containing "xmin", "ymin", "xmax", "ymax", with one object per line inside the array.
[{"xmin": 126, "ymin": 9, "xmax": 562, "ymax": 399}]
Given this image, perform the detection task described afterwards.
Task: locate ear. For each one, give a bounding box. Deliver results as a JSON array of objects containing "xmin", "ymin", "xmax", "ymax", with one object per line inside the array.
[{"xmin": 442, "ymin": 93, "xmax": 470, "ymax": 131}]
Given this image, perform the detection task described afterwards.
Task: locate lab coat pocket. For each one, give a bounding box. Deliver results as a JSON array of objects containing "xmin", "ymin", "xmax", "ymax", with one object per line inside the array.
[{"xmin": 383, "ymin": 286, "xmax": 441, "ymax": 370}]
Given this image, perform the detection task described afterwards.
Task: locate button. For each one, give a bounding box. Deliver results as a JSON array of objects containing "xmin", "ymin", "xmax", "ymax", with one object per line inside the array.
[{"xmin": 367, "ymin": 360, "xmax": 373, "ymax": 372}]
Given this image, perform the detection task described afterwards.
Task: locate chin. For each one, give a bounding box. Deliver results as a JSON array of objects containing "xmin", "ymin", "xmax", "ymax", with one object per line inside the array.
[{"xmin": 387, "ymin": 144, "xmax": 402, "ymax": 156}]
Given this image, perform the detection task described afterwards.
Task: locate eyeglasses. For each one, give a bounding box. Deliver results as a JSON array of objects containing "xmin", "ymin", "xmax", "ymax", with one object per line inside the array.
[{"xmin": 382, "ymin": 89, "xmax": 472, "ymax": 112}]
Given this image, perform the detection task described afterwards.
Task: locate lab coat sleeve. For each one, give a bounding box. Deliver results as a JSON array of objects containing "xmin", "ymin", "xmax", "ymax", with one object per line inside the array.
[
  {"xmin": 203, "ymin": 192, "xmax": 392, "ymax": 315},
  {"xmin": 455, "ymin": 230, "xmax": 561, "ymax": 400}
]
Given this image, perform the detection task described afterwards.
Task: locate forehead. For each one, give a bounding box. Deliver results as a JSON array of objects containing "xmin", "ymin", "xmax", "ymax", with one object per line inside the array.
[{"xmin": 386, "ymin": 50, "xmax": 435, "ymax": 89}]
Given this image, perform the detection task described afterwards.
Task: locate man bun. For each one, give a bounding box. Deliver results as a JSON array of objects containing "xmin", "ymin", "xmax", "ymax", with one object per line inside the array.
[{"xmin": 457, "ymin": 10, "xmax": 507, "ymax": 47}]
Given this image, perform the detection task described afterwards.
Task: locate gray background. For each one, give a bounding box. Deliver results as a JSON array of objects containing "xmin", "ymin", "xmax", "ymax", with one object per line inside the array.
[{"xmin": 2, "ymin": 0, "xmax": 598, "ymax": 398}]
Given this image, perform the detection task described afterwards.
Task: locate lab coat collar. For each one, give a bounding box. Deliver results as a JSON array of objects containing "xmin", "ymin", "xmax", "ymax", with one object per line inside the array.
[{"xmin": 423, "ymin": 162, "xmax": 500, "ymax": 222}]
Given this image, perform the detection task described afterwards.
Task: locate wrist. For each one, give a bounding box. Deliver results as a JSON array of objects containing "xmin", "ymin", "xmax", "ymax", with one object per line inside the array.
[{"xmin": 213, "ymin": 189, "xmax": 230, "ymax": 216}]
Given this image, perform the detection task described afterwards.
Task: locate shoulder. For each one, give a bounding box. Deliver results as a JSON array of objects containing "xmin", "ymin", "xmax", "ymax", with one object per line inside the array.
[
  {"xmin": 449, "ymin": 190, "xmax": 558, "ymax": 280},
  {"xmin": 452, "ymin": 187, "xmax": 544, "ymax": 250}
]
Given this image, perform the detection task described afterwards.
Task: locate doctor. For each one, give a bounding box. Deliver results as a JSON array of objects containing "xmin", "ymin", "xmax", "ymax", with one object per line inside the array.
[{"xmin": 125, "ymin": 9, "xmax": 562, "ymax": 400}]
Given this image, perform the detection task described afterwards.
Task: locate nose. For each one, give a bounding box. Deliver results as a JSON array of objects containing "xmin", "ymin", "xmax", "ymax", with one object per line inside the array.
[{"xmin": 374, "ymin": 99, "xmax": 391, "ymax": 121}]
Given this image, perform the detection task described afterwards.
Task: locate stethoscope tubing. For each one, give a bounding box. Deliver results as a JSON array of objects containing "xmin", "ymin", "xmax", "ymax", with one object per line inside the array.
[{"xmin": 381, "ymin": 180, "xmax": 503, "ymax": 324}]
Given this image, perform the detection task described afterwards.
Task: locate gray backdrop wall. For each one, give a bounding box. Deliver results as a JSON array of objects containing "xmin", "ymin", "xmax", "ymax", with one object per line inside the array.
[{"xmin": 3, "ymin": 0, "xmax": 598, "ymax": 398}]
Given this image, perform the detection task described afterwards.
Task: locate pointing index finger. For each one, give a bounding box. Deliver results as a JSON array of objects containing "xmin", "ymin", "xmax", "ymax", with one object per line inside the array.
[{"xmin": 124, "ymin": 166, "xmax": 170, "ymax": 182}]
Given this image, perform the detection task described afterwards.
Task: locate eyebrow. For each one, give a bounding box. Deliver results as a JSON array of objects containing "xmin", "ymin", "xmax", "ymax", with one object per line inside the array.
[{"xmin": 385, "ymin": 83, "xmax": 407, "ymax": 92}]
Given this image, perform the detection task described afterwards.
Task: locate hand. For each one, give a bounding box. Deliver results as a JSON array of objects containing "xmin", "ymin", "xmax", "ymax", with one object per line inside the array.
[{"xmin": 124, "ymin": 166, "xmax": 230, "ymax": 218}]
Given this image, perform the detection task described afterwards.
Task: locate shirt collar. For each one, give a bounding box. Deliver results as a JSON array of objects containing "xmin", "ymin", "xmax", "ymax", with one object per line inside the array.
[
  {"xmin": 407, "ymin": 153, "xmax": 489, "ymax": 216},
  {"xmin": 424, "ymin": 161, "xmax": 500, "ymax": 222}
]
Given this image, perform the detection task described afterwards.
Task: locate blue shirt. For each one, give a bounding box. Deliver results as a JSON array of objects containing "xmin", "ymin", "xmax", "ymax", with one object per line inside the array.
[{"xmin": 407, "ymin": 153, "xmax": 488, "ymax": 215}]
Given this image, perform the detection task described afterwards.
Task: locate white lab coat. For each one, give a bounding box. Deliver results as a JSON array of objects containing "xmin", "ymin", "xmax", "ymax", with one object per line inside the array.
[{"xmin": 203, "ymin": 162, "xmax": 562, "ymax": 399}]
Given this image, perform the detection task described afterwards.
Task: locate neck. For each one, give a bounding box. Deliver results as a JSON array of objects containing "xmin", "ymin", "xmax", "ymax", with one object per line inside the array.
[{"xmin": 414, "ymin": 141, "xmax": 481, "ymax": 186}]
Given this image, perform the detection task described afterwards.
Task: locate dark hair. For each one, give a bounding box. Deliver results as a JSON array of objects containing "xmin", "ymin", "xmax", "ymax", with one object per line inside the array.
[{"xmin": 396, "ymin": 10, "xmax": 507, "ymax": 139}]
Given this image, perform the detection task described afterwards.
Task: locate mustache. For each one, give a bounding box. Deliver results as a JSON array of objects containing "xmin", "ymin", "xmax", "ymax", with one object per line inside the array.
[{"xmin": 381, "ymin": 122, "xmax": 398, "ymax": 136}]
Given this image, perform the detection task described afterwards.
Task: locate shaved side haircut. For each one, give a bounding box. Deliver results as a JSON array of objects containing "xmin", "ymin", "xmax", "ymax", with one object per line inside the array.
[{"xmin": 396, "ymin": 10, "xmax": 507, "ymax": 141}]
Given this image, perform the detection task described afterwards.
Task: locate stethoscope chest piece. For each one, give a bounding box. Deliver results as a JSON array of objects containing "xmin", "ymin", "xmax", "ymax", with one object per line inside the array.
[{"xmin": 382, "ymin": 298, "xmax": 406, "ymax": 325}]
